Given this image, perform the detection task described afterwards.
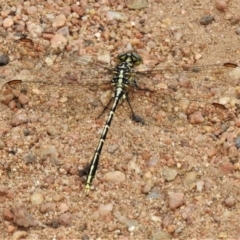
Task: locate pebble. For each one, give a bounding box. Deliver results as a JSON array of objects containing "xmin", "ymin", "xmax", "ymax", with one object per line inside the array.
[
  {"xmin": 220, "ymin": 162, "xmax": 234, "ymax": 174},
  {"xmin": 3, "ymin": 17, "xmax": 14, "ymax": 28},
  {"xmin": 26, "ymin": 22, "xmax": 43, "ymax": 38},
  {"xmin": 104, "ymin": 171, "xmax": 126, "ymax": 184},
  {"xmin": 162, "ymin": 167, "xmax": 178, "ymax": 181},
  {"xmin": 126, "ymin": 0, "xmax": 148, "ymax": 10},
  {"xmin": 188, "ymin": 111, "xmax": 205, "ymax": 124},
  {"xmin": 207, "ymin": 147, "xmax": 217, "ymax": 157},
  {"xmin": 50, "ymin": 33, "xmax": 68, "ymax": 50},
  {"xmin": 148, "ymin": 156, "xmax": 159, "ymax": 167},
  {"xmin": 0, "ymin": 54, "xmax": 10, "ymax": 66},
  {"xmin": 0, "ymin": 185, "xmax": 8, "ymax": 196},
  {"xmin": 7, "ymin": 225, "xmax": 15, "ymax": 234},
  {"xmin": 53, "ymin": 194, "xmax": 64, "ymax": 202},
  {"xmin": 52, "ymin": 14, "xmax": 66, "ymax": 28},
  {"xmin": 228, "ymin": 145, "xmax": 238, "ymax": 158},
  {"xmin": 113, "ymin": 211, "xmax": 138, "ymax": 229},
  {"xmin": 71, "ymin": 4, "xmax": 85, "ymax": 16},
  {"xmin": 107, "ymin": 144, "xmax": 119, "ymax": 154},
  {"xmin": 40, "ymin": 203, "xmax": 56, "ymax": 213},
  {"xmin": 168, "ymin": 192, "xmax": 185, "ymax": 210},
  {"xmin": 13, "ymin": 206, "xmax": 38, "ymax": 227},
  {"xmin": 196, "ymin": 180, "xmax": 204, "ymax": 192},
  {"xmin": 58, "ymin": 202, "xmax": 69, "ymax": 213},
  {"xmin": 224, "ymin": 195, "xmax": 236, "ymax": 207},
  {"xmin": 58, "ymin": 212, "xmax": 73, "ymax": 227},
  {"xmin": 146, "ymin": 188, "xmax": 165, "ymax": 200},
  {"xmin": 12, "ymin": 231, "xmax": 28, "ymax": 240},
  {"xmin": 31, "ymin": 192, "xmax": 44, "ymax": 205},
  {"xmin": 142, "ymin": 180, "xmax": 154, "ymax": 193},
  {"xmin": 162, "ymin": 215, "xmax": 174, "ymax": 228},
  {"xmin": 3, "ymin": 208, "xmax": 14, "ymax": 221},
  {"xmin": 97, "ymin": 53, "xmax": 111, "ymax": 65},
  {"xmin": 26, "ymin": 6, "xmax": 37, "ymax": 15},
  {"xmin": 106, "ymin": 11, "xmax": 128, "ymax": 22},
  {"xmin": 235, "ymin": 136, "xmax": 240, "ymax": 148},
  {"xmin": 97, "ymin": 203, "xmax": 113, "ymax": 216},
  {"xmin": 39, "ymin": 145, "xmax": 59, "ymax": 165},
  {"xmin": 18, "ymin": 94, "xmax": 29, "ymax": 105},
  {"xmin": 219, "ymin": 97, "xmax": 230, "ymax": 105},
  {"xmin": 151, "ymin": 230, "xmax": 172, "ymax": 240},
  {"xmin": 184, "ymin": 171, "xmax": 197, "ymax": 187},
  {"xmin": 11, "ymin": 112, "xmax": 28, "ymax": 126},
  {"xmin": 23, "ymin": 153, "xmax": 36, "ymax": 163},
  {"xmin": 215, "ymin": 0, "xmax": 228, "ymax": 12},
  {"xmin": 199, "ymin": 15, "xmax": 215, "ymax": 25},
  {"xmin": 236, "ymin": 27, "xmax": 240, "ymax": 35},
  {"xmin": 57, "ymin": 26, "xmax": 70, "ymax": 37}
]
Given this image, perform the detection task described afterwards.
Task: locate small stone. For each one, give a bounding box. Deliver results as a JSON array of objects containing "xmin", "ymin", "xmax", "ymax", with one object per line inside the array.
[
  {"xmin": 224, "ymin": 195, "xmax": 235, "ymax": 207},
  {"xmin": 220, "ymin": 162, "xmax": 234, "ymax": 174},
  {"xmin": 26, "ymin": 22, "xmax": 43, "ymax": 37},
  {"xmin": 12, "ymin": 231, "xmax": 28, "ymax": 240},
  {"xmin": 196, "ymin": 180, "xmax": 204, "ymax": 192},
  {"xmin": 26, "ymin": 6, "xmax": 38, "ymax": 15},
  {"xmin": 236, "ymin": 27, "xmax": 240, "ymax": 35},
  {"xmin": 71, "ymin": 4, "xmax": 85, "ymax": 16},
  {"xmin": 162, "ymin": 167, "xmax": 178, "ymax": 181},
  {"xmin": 11, "ymin": 112, "xmax": 28, "ymax": 127},
  {"xmin": 18, "ymin": 94, "xmax": 29, "ymax": 105},
  {"xmin": 13, "ymin": 206, "xmax": 37, "ymax": 227},
  {"xmin": 31, "ymin": 192, "xmax": 44, "ymax": 205},
  {"xmin": 0, "ymin": 139, "xmax": 5, "ymax": 150},
  {"xmin": 40, "ymin": 203, "xmax": 56, "ymax": 213},
  {"xmin": 142, "ymin": 180, "xmax": 154, "ymax": 194},
  {"xmin": 50, "ymin": 33, "xmax": 68, "ymax": 50},
  {"xmin": 52, "ymin": 14, "xmax": 66, "ymax": 28},
  {"xmin": 126, "ymin": 0, "xmax": 148, "ymax": 10},
  {"xmin": 58, "ymin": 202, "xmax": 69, "ymax": 213},
  {"xmin": 188, "ymin": 111, "xmax": 205, "ymax": 124},
  {"xmin": 23, "ymin": 153, "xmax": 36, "ymax": 163},
  {"xmin": 228, "ymin": 146, "xmax": 238, "ymax": 158},
  {"xmin": 199, "ymin": 15, "xmax": 215, "ymax": 25},
  {"xmin": 207, "ymin": 147, "xmax": 217, "ymax": 157},
  {"xmin": 151, "ymin": 230, "xmax": 172, "ymax": 240},
  {"xmin": 107, "ymin": 144, "xmax": 119, "ymax": 153},
  {"xmin": 148, "ymin": 156, "xmax": 159, "ymax": 167},
  {"xmin": 104, "ymin": 171, "xmax": 126, "ymax": 184},
  {"xmin": 3, "ymin": 17, "xmax": 14, "ymax": 28},
  {"xmin": 3, "ymin": 208, "xmax": 14, "ymax": 221},
  {"xmin": 219, "ymin": 97, "xmax": 230, "ymax": 105},
  {"xmin": 184, "ymin": 171, "xmax": 197, "ymax": 187},
  {"xmin": 0, "ymin": 54, "xmax": 10, "ymax": 66},
  {"xmin": 53, "ymin": 194, "xmax": 64, "ymax": 202},
  {"xmin": 235, "ymin": 136, "xmax": 240, "ymax": 148},
  {"xmin": 218, "ymin": 232, "xmax": 228, "ymax": 238},
  {"xmin": 58, "ymin": 212, "xmax": 72, "ymax": 227},
  {"xmin": 168, "ymin": 192, "xmax": 185, "ymax": 210},
  {"xmin": 0, "ymin": 185, "xmax": 8, "ymax": 196},
  {"xmin": 106, "ymin": 11, "xmax": 128, "ymax": 22},
  {"xmin": 162, "ymin": 215, "xmax": 174, "ymax": 228},
  {"xmin": 215, "ymin": 0, "xmax": 228, "ymax": 12},
  {"xmin": 113, "ymin": 211, "xmax": 138, "ymax": 229},
  {"xmin": 97, "ymin": 203, "xmax": 113, "ymax": 216},
  {"xmin": 7, "ymin": 225, "xmax": 15, "ymax": 234}
]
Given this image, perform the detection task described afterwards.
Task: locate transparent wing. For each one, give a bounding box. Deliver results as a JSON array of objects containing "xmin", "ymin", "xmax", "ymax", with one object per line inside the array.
[{"xmin": 1, "ymin": 38, "xmax": 240, "ymax": 129}]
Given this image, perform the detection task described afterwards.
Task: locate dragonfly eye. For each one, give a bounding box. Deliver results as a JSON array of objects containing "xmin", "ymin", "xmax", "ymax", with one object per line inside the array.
[{"xmin": 117, "ymin": 52, "xmax": 143, "ymax": 66}]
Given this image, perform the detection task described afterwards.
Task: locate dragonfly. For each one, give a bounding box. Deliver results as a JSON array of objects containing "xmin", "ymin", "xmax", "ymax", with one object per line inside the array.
[{"xmin": 1, "ymin": 38, "xmax": 240, "ymax": 193}]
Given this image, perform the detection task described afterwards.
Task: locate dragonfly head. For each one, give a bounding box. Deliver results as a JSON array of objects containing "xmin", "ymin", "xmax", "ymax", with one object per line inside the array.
[{"xmin": 117, "ymin": 52, "xmax": 143, "ymax": 66}]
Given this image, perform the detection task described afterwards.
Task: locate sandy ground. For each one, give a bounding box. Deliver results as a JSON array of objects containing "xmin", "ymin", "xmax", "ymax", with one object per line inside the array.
[{"xmin": 1, "ymin": 0, "xmax": 240, "ymax": 239}]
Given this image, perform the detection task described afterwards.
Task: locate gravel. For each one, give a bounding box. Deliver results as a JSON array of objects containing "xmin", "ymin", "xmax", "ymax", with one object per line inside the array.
[{"xmin": 1, "ymin": 0, "xmax": 240, "ymax": 239}]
